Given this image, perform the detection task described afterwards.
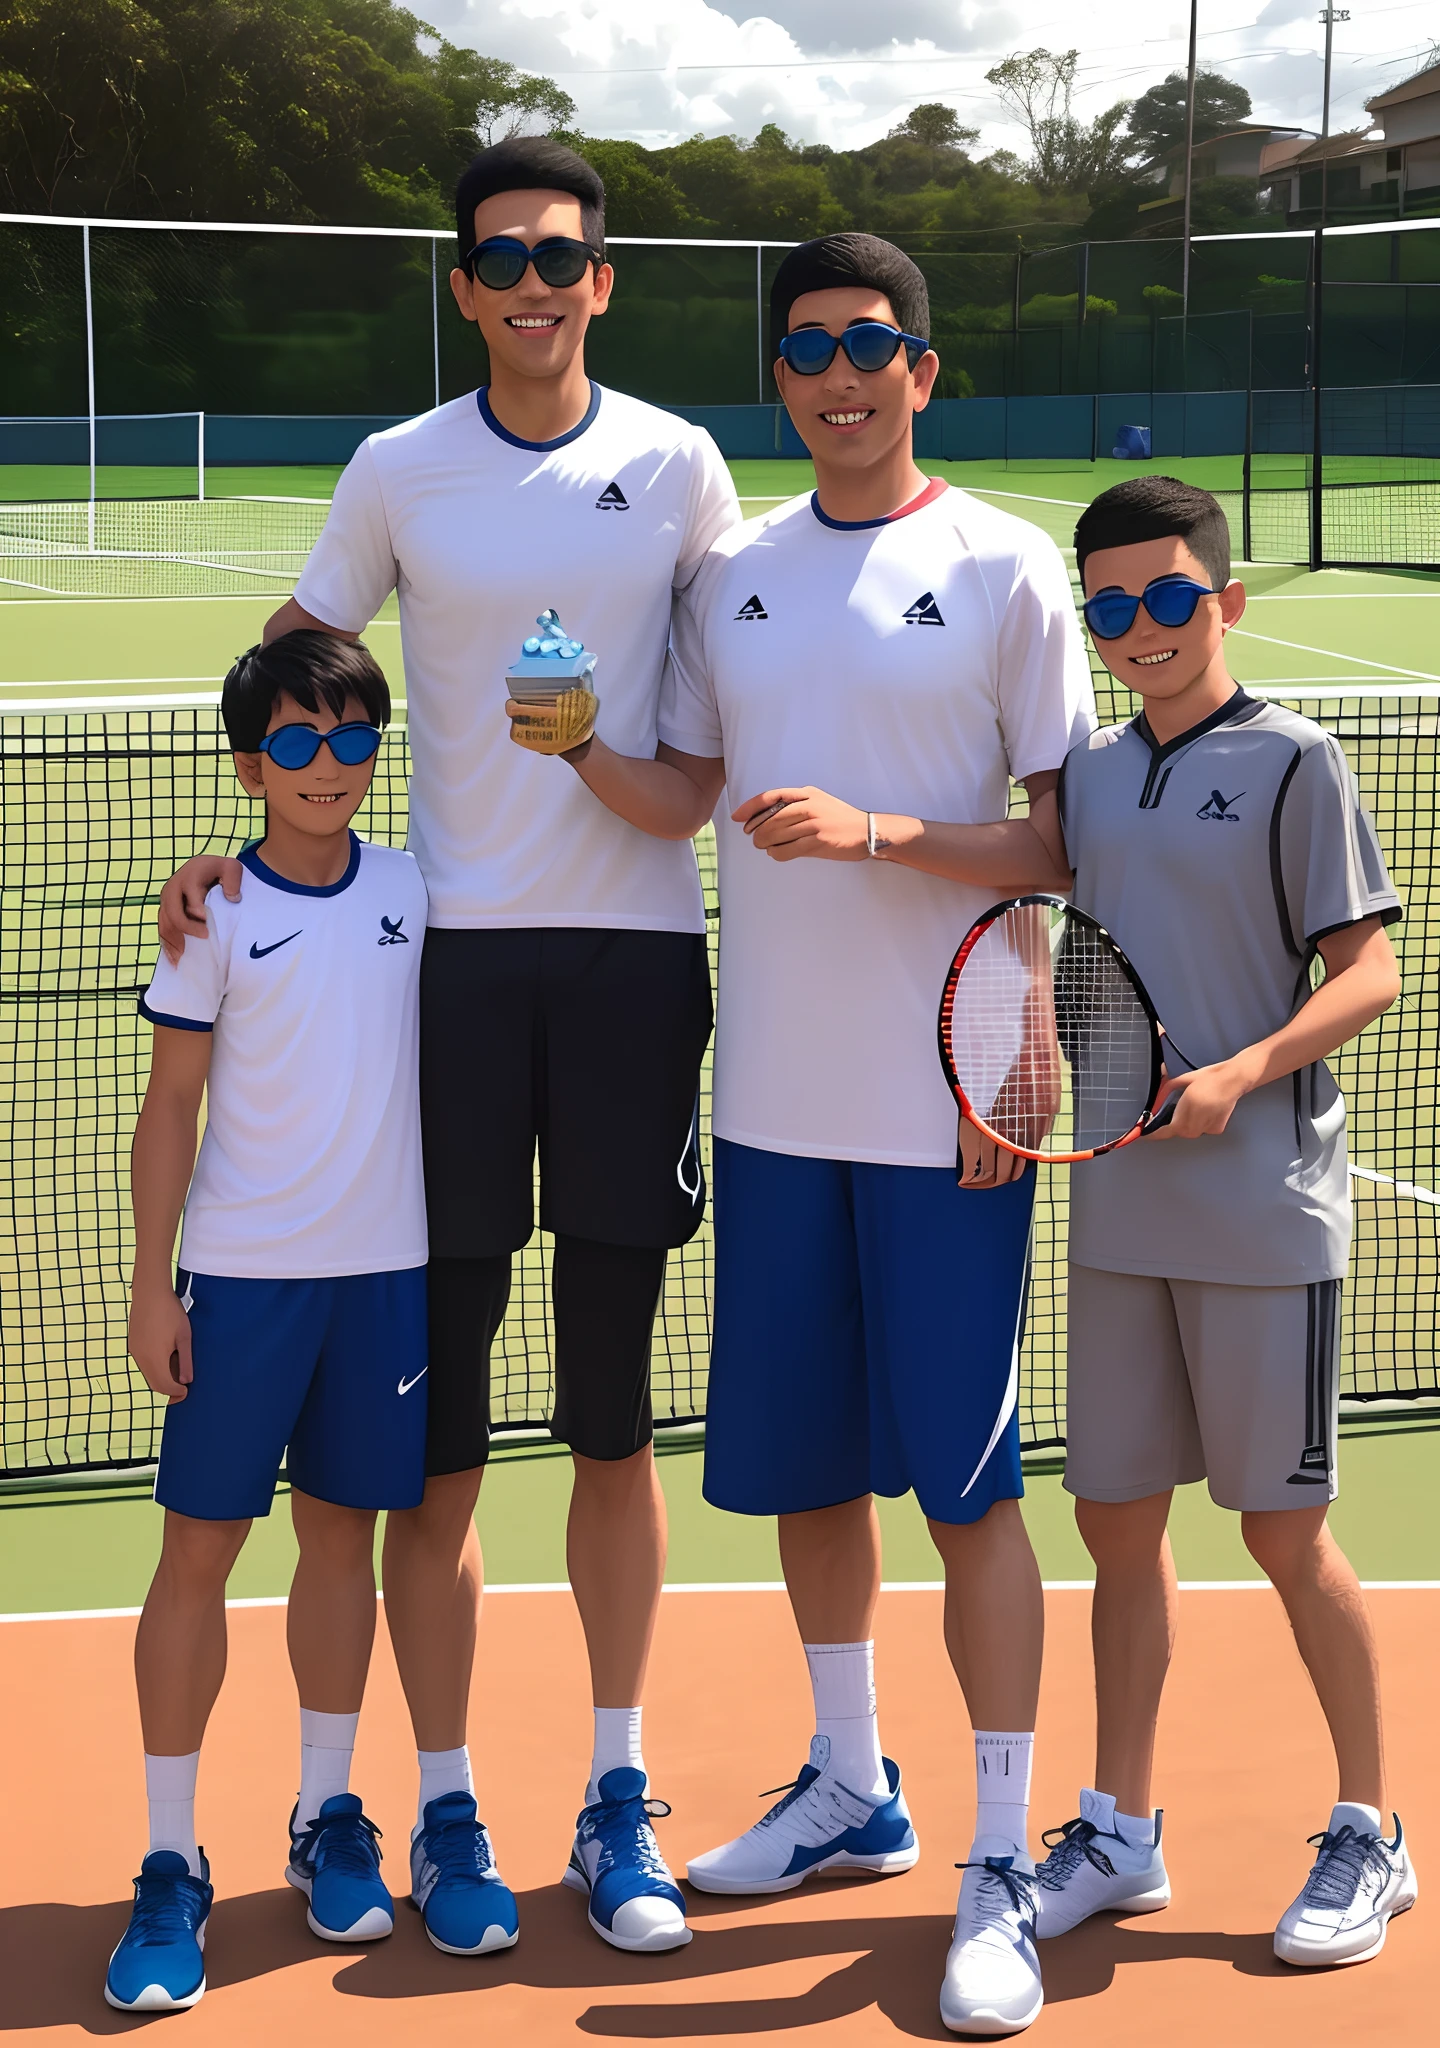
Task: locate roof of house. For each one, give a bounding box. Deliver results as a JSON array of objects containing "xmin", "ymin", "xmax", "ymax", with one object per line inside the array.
[
  {"xmin": 1366, "ymin": 59, "xmax": 1440, "ymax": 113},
  {"xmin": 1158, "ymin": 124, "xmax": 1308, "ymax": 163},
  {"xmin": 1283, "ymin": 127, "xmax": 1382, "ymax": 168}
]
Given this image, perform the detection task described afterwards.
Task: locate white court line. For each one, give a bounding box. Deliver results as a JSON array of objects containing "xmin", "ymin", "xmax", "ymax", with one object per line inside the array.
[
  {"xmin": 1248, "ymin": 591, "xmax": 1440, "ymax": 600},
  {"xmin": 1233, "ymin": 626, "xmax": 1440, "ymax": 684},
  {"xmin": 0, "ymin": 676, "xmax": 222, "ymax": 690},
  {"xmin": 1352, "ymin": 1164, "xmax": 1440, "ymax": 1206},
  {"xmin": 0, "ymin": 592, "xmax": 288, "ymax": 606},
  {"xmin": 5, "ymin": 1581, "xmax": 1437, "ymax": 1623}
]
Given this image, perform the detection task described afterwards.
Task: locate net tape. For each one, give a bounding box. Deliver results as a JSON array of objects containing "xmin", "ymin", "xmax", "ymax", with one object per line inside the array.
[{"xmin": 2, "ymin": 682, "xmax": 1437, "ymax": 1477}]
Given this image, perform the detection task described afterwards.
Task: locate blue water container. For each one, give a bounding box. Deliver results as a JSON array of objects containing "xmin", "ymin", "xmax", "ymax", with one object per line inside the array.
[{"xmin": 1112, "ymin": 424, "xmax": 1152, "ymax": 459}]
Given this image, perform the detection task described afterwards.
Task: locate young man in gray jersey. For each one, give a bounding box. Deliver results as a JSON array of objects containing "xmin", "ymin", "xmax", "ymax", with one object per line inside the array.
[{"xmin": 1035, "ymin": 475, "xmax": 1417, "ymax": 1968}]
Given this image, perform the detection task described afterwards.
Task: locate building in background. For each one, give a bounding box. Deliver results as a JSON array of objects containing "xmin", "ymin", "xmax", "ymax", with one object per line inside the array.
[{"xmin": 1277, "ymin": 57, "xmax": 1440, "ymax": 222}]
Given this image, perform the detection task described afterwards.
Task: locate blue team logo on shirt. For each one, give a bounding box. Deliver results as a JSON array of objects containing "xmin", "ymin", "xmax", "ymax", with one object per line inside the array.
[
  {"xmin": 378, "ymin": 916, "xmax": 409, "ymax": 946},
  {"xmin": 1196, "ymin": 789, "xmax": 1245, "ymax": 822}
]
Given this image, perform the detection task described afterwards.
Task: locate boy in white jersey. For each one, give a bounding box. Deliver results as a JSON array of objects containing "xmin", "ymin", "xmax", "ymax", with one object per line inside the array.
[
  {"xmin": 105, "ymin": 634, "xmax": 493, "ymax": 2013},
  {"xmin": 154, "ymin": 138, "xmax": 733, "ymax": 1953},
  {"xmin": 540, "ymin": 233, "xmax": 1094, "ymax": 2036},
  {"xmin": 1034, "ymin": 477, "xmax": 1415, "ymax": 1971}
]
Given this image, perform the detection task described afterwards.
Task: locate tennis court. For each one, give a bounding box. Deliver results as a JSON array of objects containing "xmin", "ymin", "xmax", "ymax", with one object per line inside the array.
[{"xmin": 2, "ymin": 454, "xmax": 1438, "ymax": 2042}]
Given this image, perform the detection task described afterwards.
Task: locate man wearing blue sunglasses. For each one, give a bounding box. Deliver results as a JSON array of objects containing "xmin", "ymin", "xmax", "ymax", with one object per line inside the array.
[
  {"xmin": 155, "ymin": 135, "xmax": 739, "ymax": 1958},
  {"xmin": 563, "ymin": 230, "xmax": 1095, "ymax": 2033}
]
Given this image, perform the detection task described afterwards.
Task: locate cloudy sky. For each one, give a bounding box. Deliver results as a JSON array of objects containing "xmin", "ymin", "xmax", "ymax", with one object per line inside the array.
[{"xmin": 427, "ymin": 0, "xmax": 1438, "ymax": 156}]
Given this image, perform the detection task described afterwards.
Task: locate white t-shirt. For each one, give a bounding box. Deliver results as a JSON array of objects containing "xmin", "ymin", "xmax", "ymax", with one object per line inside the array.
[
  {"xmin": 658, "ymin": 480, "xmax": 1096, "ymax": 1167},
  {"xmin": 141, "ymin": 836, "xmax": 429, "ymax": 1280},
  {"xmin": 293, "ymin": 383, "xmax": 740, "ymax": 932}
]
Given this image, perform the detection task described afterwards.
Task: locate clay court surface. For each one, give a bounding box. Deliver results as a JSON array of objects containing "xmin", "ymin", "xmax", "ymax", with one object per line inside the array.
[{"xmin": 1, "ymin": 1583, "xmax": 1432, "ymax": 2045}]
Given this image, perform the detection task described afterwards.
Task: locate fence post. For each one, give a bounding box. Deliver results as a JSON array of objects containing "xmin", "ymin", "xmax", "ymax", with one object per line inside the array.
[
  {"xmin": 432, "ymin": 237, "xmax": 441, "ymax": 412},
  {"xmin": 82, "ymin": 221, "xmax": 96, "ymax": 552},
  {"xmin": 756, "ymin": 245, "xmax": 764, "ymax": 404},
  {"xmin": 1309, "ymin": 225, "xmax": 1324, "ymax": 573}
]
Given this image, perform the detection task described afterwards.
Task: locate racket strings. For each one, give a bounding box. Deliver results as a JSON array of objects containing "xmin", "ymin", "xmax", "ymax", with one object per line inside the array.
[{"xmin": 946, "ymin": 905, "xmax": 1156, "ymax": 1158}]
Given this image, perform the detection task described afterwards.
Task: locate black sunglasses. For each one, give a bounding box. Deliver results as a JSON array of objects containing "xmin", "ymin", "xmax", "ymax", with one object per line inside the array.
[
  {"xmin": 464, "ymin": 236, "xmax": 601, "ymax": 291},
  {"xmin": 778, "ymin": 322, "xmax": 930, "ymax": 376}
]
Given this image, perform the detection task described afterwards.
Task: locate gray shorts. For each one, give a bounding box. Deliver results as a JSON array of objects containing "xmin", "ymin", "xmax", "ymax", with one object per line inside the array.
[{"xmin": 1063, "ymin": 1265, "xmax": 1340, "ymax": 1513}]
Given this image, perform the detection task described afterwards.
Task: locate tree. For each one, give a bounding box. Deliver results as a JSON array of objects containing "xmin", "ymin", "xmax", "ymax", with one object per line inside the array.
[
  {"xmin": 889, "ymin": 105, "xmax": 980, "ymax": 151},
  {"xmin": 0, "ymin": 0, "xmax": 573, "ymax": 224},
  {"xmin": 984, "ymin": 50, "xmax": 1136, "ymax": 194},
  {"xmin": 472, "ymin": 56, "xmax": 574, "ymax": 147},
  {"xmin": 1127, "ymin": 68, "xmax": 1252, "ymax": 166}
]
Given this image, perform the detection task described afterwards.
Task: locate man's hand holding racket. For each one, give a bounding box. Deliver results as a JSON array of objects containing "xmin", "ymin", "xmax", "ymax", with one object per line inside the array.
[{"xmin": 1146, "ymin": 1055, "xmax": 1255, "ymax": 1141}]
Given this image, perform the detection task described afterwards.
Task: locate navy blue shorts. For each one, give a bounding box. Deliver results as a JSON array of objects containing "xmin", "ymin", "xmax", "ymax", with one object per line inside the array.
[
  {"xmin": 703, "ymin": 1139, "xmax": 1035, "ymax": 1526},
  {"xmin": 156, "ymin": 1268, "xmax": 429, "ymax": 1521}
]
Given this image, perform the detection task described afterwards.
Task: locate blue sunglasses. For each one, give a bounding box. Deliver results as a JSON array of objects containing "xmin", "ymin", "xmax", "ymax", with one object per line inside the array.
[
  {"xmin": 258, "ymin": 722, "xmax": 383, "ymax": 770},
  {"xmin": 1082, "ymin": 575, "xmax": 1221, "ymax": 642},
  {"xmin": 778, "ymin": 322, "xmax": 929, "ymax": 376}
]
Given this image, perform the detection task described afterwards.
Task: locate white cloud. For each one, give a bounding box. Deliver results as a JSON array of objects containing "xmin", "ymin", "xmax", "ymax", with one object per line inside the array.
[{"xmin": 430, "ymin": 0, "xmax": 1440, "ymax": 155}]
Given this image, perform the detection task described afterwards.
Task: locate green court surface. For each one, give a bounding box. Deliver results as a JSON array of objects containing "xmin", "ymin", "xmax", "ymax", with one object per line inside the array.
[
  {"xmin": 2, "ymin": 1419, "xmax": 1437, "ymax": 1617},
  {"xmin": 3, "ymin": 459, "xmax": 1438, "ymax": 704}
]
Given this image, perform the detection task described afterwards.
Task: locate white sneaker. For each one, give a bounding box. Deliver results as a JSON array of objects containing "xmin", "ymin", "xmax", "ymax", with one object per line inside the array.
[
  {"xmin": 1034, "ymin": 1789, "xmax": 1170, "ymax": 1938},
  {"xmin": 1274, "ymin": 1807, "xmax": 1418, "ymax": 1967},
  {"xmin": 939, "ymin": 1838, "xmax": 1043, "ymax": 2037},
  {"xmin": 685, "ymin": 1736, "xmax": 918, "ymax": 1896}
]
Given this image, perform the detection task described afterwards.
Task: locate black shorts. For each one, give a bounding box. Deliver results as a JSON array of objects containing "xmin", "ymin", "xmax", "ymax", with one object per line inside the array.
[
  {"xmin": 418, "ymin": 927, "xmax": 712, "ymax": 1476},
  {"xmin": 419, "ymin": 926, "xmax": 713, "ymax": 1257}
]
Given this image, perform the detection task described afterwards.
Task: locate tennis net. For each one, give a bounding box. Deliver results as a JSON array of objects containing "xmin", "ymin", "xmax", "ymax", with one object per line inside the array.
[
  {"xmin": 2, "ymin": 687, "xmax": 1437, "ymax": 1477},
  {"xmin": 0, "ymin": 498, "xmax": 329, "ymax": 598}
]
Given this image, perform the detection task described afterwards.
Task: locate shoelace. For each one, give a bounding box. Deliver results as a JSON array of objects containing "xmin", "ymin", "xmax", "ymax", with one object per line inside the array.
[
  {"xmin": 955, "ymin": 1855, "xmax": 1039, "ymax": 1927},
  {"xmin": 1038, "ymin": 1817, "xmax": 1118, "ymax": 1889},
  {"xmin": 298, "ymin": 1808, "xmax": 383, "ymax": 1879},
  {"xmin": 1299, "ymin": 1825, "xmax": 1392, "ymax": 1912},
  {"xmin": 128, "ymin": 1868, "xmax": 209, "ymax": 1941},
  {"xmin": 424, "ymin": 1812, "xmax": 498, "ymax": 1884},
  {"xmin": 581, "ymin": 1790, "xmax": 675, "ymax": 1881},
  {"xmin": 755, "ymin": 1769, "xmax": 819, "ymax": 1828}
]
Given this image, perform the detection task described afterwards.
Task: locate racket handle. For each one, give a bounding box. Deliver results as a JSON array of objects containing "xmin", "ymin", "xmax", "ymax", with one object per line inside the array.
[{"xmin": 1147, "ymin": 1096, "xmax": 1179, "ymax": 1132}]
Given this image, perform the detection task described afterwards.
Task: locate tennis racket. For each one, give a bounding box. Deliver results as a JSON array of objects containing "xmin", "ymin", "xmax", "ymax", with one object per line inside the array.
[{"xmin": 937, "ymin": 894, "xmax": 1180, "ymax": 1165}]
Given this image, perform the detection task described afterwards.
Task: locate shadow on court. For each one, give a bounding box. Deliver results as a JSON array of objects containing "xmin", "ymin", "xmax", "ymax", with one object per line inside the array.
[{"xmin": 0, "ymin": 1588, "xmax": 1434, "ymax": 2044}]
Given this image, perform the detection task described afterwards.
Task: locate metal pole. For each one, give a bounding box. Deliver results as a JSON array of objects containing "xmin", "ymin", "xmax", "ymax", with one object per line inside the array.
[
  {"xmin": 82, "ymin": 222, "xmax": 96, "ymax": 554},
  {"xmin": 196, "ymin": 410, "xmax": 205, "ymax": 501},
  {"xmin": 1310, "ymin": 223, "xmax": 1325, "ymax": 570},
  {"xmin": 1317, "ymin": 11, "xmax": 1349, "ymax": 229},
  {"xmin": 431, "ymin": 238, "xmax": 440, "ymax": 411},
  {"xmin": 1180, "ymin": 0, "xmax": 1199, "ymax": 332},
  {"xmin": 756, "ymin": 244, "xmax": 764, "ymax": 404}
]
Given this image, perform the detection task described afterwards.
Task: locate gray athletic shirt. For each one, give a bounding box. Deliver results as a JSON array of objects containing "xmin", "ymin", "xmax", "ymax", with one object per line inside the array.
[{"xmin": 1057, "ymin": 691, "xmax": 1401, "ymax": 1285}]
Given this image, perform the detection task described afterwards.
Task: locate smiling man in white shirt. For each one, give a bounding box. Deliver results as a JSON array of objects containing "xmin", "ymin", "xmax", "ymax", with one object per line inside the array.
[
  {"xmin": 156, "ymin": 137, "xmax": 739, "ymax": 1958},
  {"xmin": 533, "ymin": 232, "xmax": 1094, "ymax": 2034}
]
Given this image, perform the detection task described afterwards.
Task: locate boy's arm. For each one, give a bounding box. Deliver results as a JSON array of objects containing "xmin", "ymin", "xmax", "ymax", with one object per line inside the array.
[
  {"xmin": 1150, "ymin": 917, "xmax": 1400, "ymax": 1141},
  {"xmin": 735, "ymin": 770, "xmax": 1071, "ymax": 890},
  {"xmin": 129, "ymin": 1027, "xmax": 211, "ymax": 1400}
]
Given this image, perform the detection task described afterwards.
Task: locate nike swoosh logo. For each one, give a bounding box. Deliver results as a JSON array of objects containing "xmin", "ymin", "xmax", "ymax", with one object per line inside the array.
[
  {"xmin": 397, "ymin": 1368, "xmax": 428, "ymax": 1396},
  {"xmin": 250, "ymin": 932, "xmax": 302, "ymax": 959}
]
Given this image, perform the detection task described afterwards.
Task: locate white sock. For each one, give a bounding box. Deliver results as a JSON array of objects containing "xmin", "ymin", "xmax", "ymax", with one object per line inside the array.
[
  {"xmin": 973, "ymin": 1730, "xmax": 1034, "ymax": 1856},
  {"xmin": 804, "ymin": 1641, "xmax": 887, "ymax": 1800},
  {"xmin": 146, "ymin": 1751, "xmax": 201, "ymax": 1878},
  {"xmin": 297, "ymin": 1708, "xmax": 358, "ymax": 1830},
  {"xmin": 1331, "ymin": 1800, "xmax": 1384, "ymax": 1838},
  {"xmin": 417, "ymin": 1745, "xmax": 474, "ymax": 1828},
  {"xmin": 1080, "ymin": 1786, "xmax": 1157, "ymax": 1852},
  {"xmin": 587, "ymin": 1707, "xmax": 646, "ymax": 1804}
]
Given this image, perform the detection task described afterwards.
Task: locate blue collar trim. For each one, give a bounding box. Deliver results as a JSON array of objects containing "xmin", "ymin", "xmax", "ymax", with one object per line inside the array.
[
  {"xmin": 478, "ymin": 382, "xmax": 601, "ymax": 451},
  {"xmin": 240, "ymin": 831, "xmax": 362, "ymax": 897},
  {"xmin": 809, "ymin": 475, "xmax": 948, "ymax": 531}
]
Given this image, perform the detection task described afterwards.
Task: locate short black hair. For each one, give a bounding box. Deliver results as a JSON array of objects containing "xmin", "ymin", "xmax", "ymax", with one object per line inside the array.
[
  {"xmin": 770, "ymin": 233, "xmax": 929, "ymax": 362},
  {"xmin": 455, "ymin": 137, "xmax": 605, "ymax": 269},
  {"xmin": 1074, "ymin": 476, "xmax": 1231, "ymax": 592},
  {"xmin": 221, "ymin": 632, "xmax": 391, "ymax": 754}
]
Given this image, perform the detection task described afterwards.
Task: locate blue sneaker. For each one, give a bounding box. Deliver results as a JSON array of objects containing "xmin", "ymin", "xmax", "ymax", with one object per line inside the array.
[
  {"xmin": 104, "ymin": 1849, "xmax": 212, "ymax": 2012},
  {"xmin": 562, "ymin": 1767, "xmax": 691, "ymax": 1952},
  {"xmin": 686, "ymin": 1736, "xmax": 919, "ymax": 1894},
  {"xmin": 409, "ymin": 1792, "xmax": 519, "ymax": 1955},
  {"xmin": 286, "ymin": 1793, "xmax": 394, "ymax": 1941}
]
